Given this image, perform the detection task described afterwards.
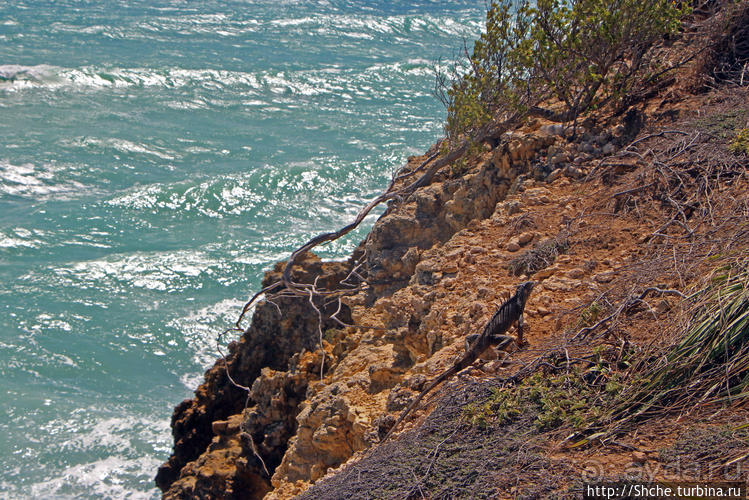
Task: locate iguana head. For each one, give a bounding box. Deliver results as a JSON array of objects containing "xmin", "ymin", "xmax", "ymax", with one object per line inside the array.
[{"xmin": 516, "ymin": 281, "xmax": 536, "ymax": 303}]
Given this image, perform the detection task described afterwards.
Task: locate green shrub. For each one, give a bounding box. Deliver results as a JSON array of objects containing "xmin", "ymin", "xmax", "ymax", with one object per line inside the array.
[
  {"xmin": 577, "ymin": 302, "xmax": 603, "ymax": 329},
  {"xmin": 441, "ymin": 0, "xmax": 686, "ymax": 143},
  {"xmin": 440, "ymin": 0, "xmax": 535, "ymax": 144}
]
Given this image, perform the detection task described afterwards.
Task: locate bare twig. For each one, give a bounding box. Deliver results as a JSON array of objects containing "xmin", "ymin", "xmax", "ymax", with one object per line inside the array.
[
  {"xmin": 571, "ymin": 287, "xmax": 687, "ymax": 341},
  {"xmin": 242, "ymin": 430, "xmax": 270, "ymax": 477}
]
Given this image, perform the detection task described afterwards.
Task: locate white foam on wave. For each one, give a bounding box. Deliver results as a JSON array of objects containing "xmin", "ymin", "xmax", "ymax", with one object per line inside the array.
[
  {"xmin": 47, "ymin": 10, "xmax": 476, "ymax": 41},
  {"xmin": 28, "ymin": 249, "xmax": 222, "ymax": 294},
  {"xmin": 265, "ymin": 72, "xmax": 326, "ymax": 96},
  {"xmin": 106, "ymin": 167, "xmax": 342, "ymax": 218},
  {"xmin": 106, "ymin": 173, "xmax": 269, "ymax": 218},
  {"xmin": 63, "ymin": 7, "xmax": 477, "ymax": 39},
  {"xmin": 66, "ymin": 137, "xmax": 179, "ymax": 161},
  {"xmin": 164, "ymin": 97, "xmax": 210, "ymax": 110},
  {"xmin": 0, "ymin": 61, "xmax": 446, "ymax": 117},
  {"xmin": 0, "ymin": 64, "xmax": 62, "ymax": 91},
  {"xmin": 0, "ymin": 227, "xmax": 46, "ymax": 250},
  {"xmin": 104, "ymin": 154, "xmax": 387, "ymax": 221},
  {"xmin": 27, "ymin": 454, "xmax": 161, "ymax": 500},
  {"xmin": 29, "ymin": 456, "xmax": 160, "ymax": 500},
  {"xmin": 3, "ymin": 408, "xmax": 170, "ymax": 499},
  {"xmin": 264, "ymin": 12, "xmax": 479, "ymax": 38},
  {"xmin": 0, "ymin": 64, "xmax": 243, "ymax": 93},
  {"xmin": 0, "ymin": 235, "xmax": 35, "ymax": 249},
  {"xmin": 270, "ymin": 16, "xmax": 315, "ymax": 27},
  {"xmin": 134, "ymin": 13, "xmax": 260, "ymax": 38},
  {"xmin": 0, "ymin": 160, "xmax": 87, "ymax": 199},
  {"xmin": 1, "ymin": 59, "xmax": 435, "ymax": 100},
  {"xmin": 287, "ymin": 12, "xmax": 481, "ymax": 38},
  {"xmin": 364, "ymin": 59, "xmax": 434, "ymax": 78},
  {"xmin": 167, "ymin": 298, "xmax": 245, "ymax": 385}
]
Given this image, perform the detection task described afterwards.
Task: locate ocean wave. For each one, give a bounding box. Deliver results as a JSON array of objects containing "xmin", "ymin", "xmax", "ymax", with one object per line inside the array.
[
  {"xmin": 1, "ymin": 400, "xmax": 168, "ymax": 499},
  {"xmin": 31, "ymin": 249, "xmax": 224, "ymax": 293},
  {"xmin": 106, "ymin": 175, "xmax": 263, "ymax": 218},
  {"xmin": 0, "ymin": 60, "xmax": 441, "ymax": 105},
  {"xmin": 167, "ymin": 298, "xmax": 245, "ymax": 382},
  {"xmin": 0, "ymin": 64, "xmax": 51, "ymax": 91},
  {"xmin": 44, "ymin": 10, "xmax": 479, "ymax": 41},
  {"xmin": 28, "ymin": 456, "xmax": 160, "ymax": 500},
  {"xmin": 0, "ymin": 64, "xmax": 252, "ymax": 93},
  {"xmin": 27, "ymin": 413, "xmax": 168, "ymax": 499},
  {"xmin": 137, "ymin": 12, "xmax": 480, "ymax": 39},
  {"xmin": 104, "ymin": 165, "xmax": 372, "ymax": 219},
  {"xmin": 0, "ymin": 64, "xmax": 317, "ymax": 96},
  {"xmin": 0, "ymin": 227, "xmax": 46, "ymax": 250},
  {"xmin": 305, "ymin": 13, "xmax": 481, "ymax": 38},
  {"xmin": 364, "ymin": 58, "xmax": 435, "ymax": 77},
  {"xmin": 64, "ymin": 137, "xmax": 180, "ymax": 160},
  {"xmin": 0, "ymin": 64, "xmax": 58, "ymax": 87},
  {"xmin": 0, "ymin": 160, "xmax": 87, "ymax": 199}
]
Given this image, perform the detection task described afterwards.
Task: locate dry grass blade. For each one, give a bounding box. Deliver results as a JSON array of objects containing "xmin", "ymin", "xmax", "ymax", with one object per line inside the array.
[{"xmin": 507, "ymin": 234, "xmax": 569, "ymax": 276}]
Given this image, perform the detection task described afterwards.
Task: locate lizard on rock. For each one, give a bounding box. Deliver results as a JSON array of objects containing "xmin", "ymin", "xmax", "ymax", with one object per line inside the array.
[{"xmin": 382, "ymin": 281, "xmax": 535, "ymax": 442}]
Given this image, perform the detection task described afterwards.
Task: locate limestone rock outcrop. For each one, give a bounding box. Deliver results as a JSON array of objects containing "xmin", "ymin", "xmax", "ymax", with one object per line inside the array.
[
  {"xmin": 157, "ymin": 118, "xmax": 632, "ymax": 498},
  {"xmin": 156, "ymin": 253, "xmax": 354, "ymax": 494}
]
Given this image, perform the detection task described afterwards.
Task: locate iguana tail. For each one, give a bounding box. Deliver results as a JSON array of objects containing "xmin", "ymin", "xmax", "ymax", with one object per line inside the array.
[{"xmin": 382, "ymin": 364, "xmax": 458, "ymax": 442}]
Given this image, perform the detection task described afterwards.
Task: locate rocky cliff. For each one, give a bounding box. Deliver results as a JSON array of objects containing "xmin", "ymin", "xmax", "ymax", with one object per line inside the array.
[{"xmin": 156, "ymin": 5, "xmax": 749, "ymax": 498}]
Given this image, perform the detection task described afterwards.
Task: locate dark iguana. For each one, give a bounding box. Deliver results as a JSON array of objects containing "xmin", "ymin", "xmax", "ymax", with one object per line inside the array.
[{"xmin": 382, "ymin": 281, "xmax": 535, "ymax": 442}]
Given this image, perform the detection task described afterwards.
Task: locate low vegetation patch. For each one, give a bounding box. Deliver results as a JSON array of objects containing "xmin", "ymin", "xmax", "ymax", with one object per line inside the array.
[
  {"xmin": 659, "ymin": 423, "xmax": 749, "ymax": 480},
  {"xmin": 730, "ymin": 128, "xmax": 749, "ymax": 155},
  {"xmin": 557, "ymin": 264, "xmax": 749, "ymax": 447},
  {"xmin": 607, "ymin": 265, "xmax": 749, "ymax": 425},
  {"xmin": 695, "ymin": 108, "xmax": 747, "ymax": 140},
  {"xmin": 464, "ymin": 366, "xmax": 623, "ymax": 432},
  {"xmin": 576, "ymin": 302, "xmax": 604, "ymax": 330}
]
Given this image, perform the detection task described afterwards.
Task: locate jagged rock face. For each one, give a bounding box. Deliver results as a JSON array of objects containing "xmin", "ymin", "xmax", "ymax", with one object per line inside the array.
[
  {"xmin": 363, "ymin": 128, "xmax": 568, "ymax": 298},
  {"xmin": 156, "ymin": 253, "xmax": 353, "ymax": 494},
  {"xmin": 268, "ymin": 344, "xmax": 400, "ymax": 490},
  {"xmin": 243, "ymin": 352, "xmax": 332, "ymax": 475},
  {"xmin": 162, "ymin": 414, "xmax": 272, "ymax": 500},
  {"xmin": 163, "ymin": 352, "xmax": 329, "ymax": 499}
]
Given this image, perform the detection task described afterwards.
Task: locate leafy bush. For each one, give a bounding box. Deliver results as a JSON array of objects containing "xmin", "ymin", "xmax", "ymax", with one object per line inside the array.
[
  {"xmin": 441, "ymin": 0, "xmax": 686, "ymax": 144},
  {"xmin": 438, "ymin": 0, "xmax": 535, "ymax": 143},
  {"xmin": 576, "ymin": 302, "xmax": 603, "ymax": 329}
]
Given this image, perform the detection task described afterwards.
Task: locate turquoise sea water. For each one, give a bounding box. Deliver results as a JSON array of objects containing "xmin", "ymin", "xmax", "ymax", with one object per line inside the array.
[{"xmin": 0, "ymin": 1, "xmax": 483, "ymax": 498}]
